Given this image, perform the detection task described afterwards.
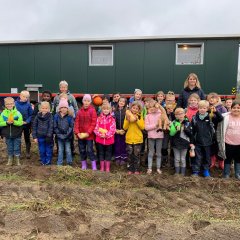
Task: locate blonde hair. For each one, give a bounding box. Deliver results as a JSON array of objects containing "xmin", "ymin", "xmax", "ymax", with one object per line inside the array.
[
  {"xmin": 59, "ymin": 80, "xmax": 68, "ymax": 87},
  {"xmin": 188, "ymin": 93, "xmax": 200, "ymax": 102},
  {"xmin": 184, "ymin": 73, "xmax": 201, "ymax": 89},
  {"xmin": 131, "ymin": 101, "xmax": 142, "ymax": 112},
  {"xmin": 20, "ymin": 90, "xmax": 30, "ymax": 98},
  {"xmin": 156, "ymin": 91, "xmax": 165, "ymax": 97},
  {"xmin": 40, "ymin": 101, "xmax": 50, "ymax": 111},
  {"xmin": 198, "ymin": 100, "xmax": 209, "ymax": 108},
  {"xmin": 207, "ymin": 92, "xmax": 222, "ymax": 105},
  {"xmin": 59, "ymin": 93, "xmax": 68, "ymax": 99},
  {"xmin": 101, "ymin": 103, "xmax": 112, "ymax": 111},
  {"xmin": 4, "ymin": 97, "xmax": 14, "ymax": 104},
  {"xmin": 165, "ymin": 91, "xmax": 176, "ymax": 100},
  {"xmin": 174, "ymin": 108, "xmax": 185, "ymax": 115},
  {"xmin": 147, "ymin": 100, "xmax": 157, "ymax": 109}
]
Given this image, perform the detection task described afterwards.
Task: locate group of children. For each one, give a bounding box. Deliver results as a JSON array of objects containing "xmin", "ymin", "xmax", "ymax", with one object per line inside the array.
[{"xmin": 0, "ymin": 77, "xmax": 239, "ymax": 179}]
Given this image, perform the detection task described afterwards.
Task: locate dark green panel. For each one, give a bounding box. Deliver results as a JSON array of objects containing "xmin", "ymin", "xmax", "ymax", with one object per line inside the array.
[
  {"xmin": 144, "ymin": 41, "xmax": 175, "ymax": 94},
  {"xmin": 35, "ymin": 44, "xmax": 60, "ymax": 92},
  {"xmin": 115, "ymin": 42, "xmax": 144, "ymax": 93},
  {"xmin": 60, "ymin": 44, "xmax": 88, "ymax": 93},
  {"xmin": 205, "ymin": 40, "xmax": 238, "ymax": 94},
  {"xmin": 0, "ymin": 46, "xmax": 9, "ymax": 92},
  {"xmin": 9, "ymin": 45, "xmax": 34, "ymax": 92}
]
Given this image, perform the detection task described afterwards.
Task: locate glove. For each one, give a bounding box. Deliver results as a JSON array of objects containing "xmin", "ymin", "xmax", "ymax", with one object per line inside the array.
[{"xmin": 45, "ymin": 137, "xmax": 53, "ymax": 144}]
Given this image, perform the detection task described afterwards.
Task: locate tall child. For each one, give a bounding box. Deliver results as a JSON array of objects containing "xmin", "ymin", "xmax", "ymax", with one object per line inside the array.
[
  {"xmin": 114, "ymin": 97, "xmax": 128, "ymax": 165},
  {"xmin": 217, "ymin": 100, "xmax": 240, "ymax": 179},
  {"xmin": 74, "ymin": 94, "xmax": 97, "ymax": 170},
  {"xmin": 0, "ymin": 97, "xmax": 23, "ymax": 166},
  {"xmin": 145, "ymin": 100, "xmax": 164, "ymax": 174},
  {"xmin": 54, "ymin": 99, "xmax": 74, "ymax": 166},
  {"xmin": 94, "ymin": 103, "xmax": 116, "ymax": 172},
  {"xmin": 32, "ymin": 101, "xmax": 54, "ymax": 165},
  {"xmin": 123, "ymin": 101, "xmax": 145, "ymax": 174}
]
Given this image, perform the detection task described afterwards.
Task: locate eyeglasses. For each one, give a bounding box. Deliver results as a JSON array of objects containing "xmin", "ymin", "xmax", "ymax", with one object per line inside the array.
[{"xmin": 167, "ymin": 91, "xmax": 175, "ymax": 95}]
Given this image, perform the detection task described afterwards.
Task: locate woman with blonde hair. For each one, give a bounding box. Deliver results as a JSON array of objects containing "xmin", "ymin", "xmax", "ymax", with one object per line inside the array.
[{"xmin": 177, "ymin": 73, "xmax": 205, "ymax": 108}]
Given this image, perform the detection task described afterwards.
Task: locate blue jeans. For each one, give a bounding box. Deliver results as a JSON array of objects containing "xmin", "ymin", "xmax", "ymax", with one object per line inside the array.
[
  {"xmin": 38, "ymin": 137, "xmax": 53, "ymax": 165},
  {"xmin": 192, "ymin": 145, "xmax": 211, "ymax": 172},
  {"xmin": 57, "ymin": 139, "xmax": 72, "ymax": 165},
  {"xmin": 6, "ymin": 137, "xmax": 21, "ymax": 156},
  {"xmin": 78, "ymin": 139, "xmax": 96, "ymax": 161}
]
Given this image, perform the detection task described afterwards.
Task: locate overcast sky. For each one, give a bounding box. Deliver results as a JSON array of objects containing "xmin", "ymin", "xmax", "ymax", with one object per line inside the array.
[{"xmin": 0, "ymin": 0, "xmax": 240, "ymax": 41}]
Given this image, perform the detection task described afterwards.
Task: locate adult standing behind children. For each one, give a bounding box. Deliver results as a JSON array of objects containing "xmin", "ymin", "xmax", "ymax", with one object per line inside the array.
[{"xmin": 177, "ymin": 73, "xmax": 205, "ymax": 109}]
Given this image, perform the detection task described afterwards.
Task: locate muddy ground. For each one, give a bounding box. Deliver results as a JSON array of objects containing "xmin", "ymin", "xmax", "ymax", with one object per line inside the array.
[{"xmin": 0, "ymin": 140, "xmax": 240, "ymax": 240}]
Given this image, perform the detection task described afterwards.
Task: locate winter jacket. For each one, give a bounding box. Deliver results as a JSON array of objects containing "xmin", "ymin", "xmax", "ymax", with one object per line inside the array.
[
  {"xmin": 186, "ymin": 106, "xmax": 198, "ymax": 122},
  {"xmin": 31, "ymin": 101, "xmax": 54, "ymax": 124},
  {"xmin": 0, "ymin": 107, "xmax": 23, "ymax": 138},
  {"xmin": 74, "ymin": 105, "xmax": 97, "ymax": 140},
  {"xmin": 177, "ymin": 87, "xmax": 205, "ymax": 108},
  {"xmin": 145, "ymin": 110, "xmax": 164, "ymax": 139},
  {"xmin": 94, "ymin": 113, "xmax": 116, "ymax": 145},
  {"xmin": 123, "ymin": 114, "xmax": 145, "ymax": 144},
  {"xmin": 191, "ymin": 111, "xmax": 223, "ymax": 147},
  {"xmin": 114, "ymin": 108, "xmax": 126, "ymax": 130},
  {"xmin": 169, "ymin": 118, "xmax": 192, "ymax": 149},
  {"xmin": 15, "ymin": 99, "xmax": 33, "ymax": 124},
  {"xmin": 54, "ymin": 113, "xmax": 74, "ymax": 140},
  {"xmin": 32, "ymin": 112, "xmax": 53, "ymax": 139}
]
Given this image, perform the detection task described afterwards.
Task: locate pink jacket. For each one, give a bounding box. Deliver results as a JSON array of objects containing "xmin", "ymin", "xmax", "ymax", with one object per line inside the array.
[
  {"xmin": 145, "ymin": 110, "xmax": 164, "ymax": 139},
  {"xmin": 94, "ymin": 113, "xmax": 116, "ymax": 145}
]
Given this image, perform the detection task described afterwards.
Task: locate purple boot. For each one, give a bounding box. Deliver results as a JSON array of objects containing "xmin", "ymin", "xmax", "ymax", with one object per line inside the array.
[
  {"xmin": 81, "ymin": 160, "xmax": 87, "ymax": 170},
  {"xmin": 91, "ymin": 161, "xmax": 97, "ymax": 171}
]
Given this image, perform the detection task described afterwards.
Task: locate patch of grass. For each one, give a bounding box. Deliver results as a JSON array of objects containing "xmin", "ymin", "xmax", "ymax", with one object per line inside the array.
[{"xmin": 0, "ymin": 173, "xmax": 26, "ymax": 181}]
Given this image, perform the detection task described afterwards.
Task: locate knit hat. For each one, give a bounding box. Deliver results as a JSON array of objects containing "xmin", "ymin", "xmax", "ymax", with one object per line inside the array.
[
  {"xmin": 82, "ymin": 94, "xmax": 92, "ymax": 103},
  {"xmin": 59, "ymin": 99, "xmax": 69, "ymax": 109}
]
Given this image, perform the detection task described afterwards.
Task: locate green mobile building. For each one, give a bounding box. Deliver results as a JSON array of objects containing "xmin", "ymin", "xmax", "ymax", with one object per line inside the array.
[{"xmin": 0, "ymin": 35, "xmax": 239, "ymax": 97}]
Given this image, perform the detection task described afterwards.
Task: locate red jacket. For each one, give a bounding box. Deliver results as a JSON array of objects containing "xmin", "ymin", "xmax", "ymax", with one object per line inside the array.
[
  {"xmin": 94, "ymin": 113, "xmax": 116, "ymax": 145},
  {"xmin": 74, "ymin": 105, "xmax": 97, "ymax": 140}
]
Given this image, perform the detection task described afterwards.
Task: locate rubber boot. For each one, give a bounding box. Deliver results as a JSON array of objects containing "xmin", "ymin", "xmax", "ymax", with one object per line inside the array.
[
  {"xmin": 175, "ymin": 166, "xmax": 180, "ymax": 174},
  {"xmin": 91, "ymin": 160, "xmax": 97, "ymax": 171},
  {"xmin": 100, "ymin": 161, "xmax": 105, "ymax": 171},
  {"xmin": 81, "ymin": 160, "xmax": 87, "ymax": 170},
  {"xmin": 223, "ymin": 163, "xmax": 231, "ymax": 178},
  {"xmin": 234, "ymin": 163, "xmax": 240, "ymax": 180},
  {"xmin": 15, "ymin": 156, "xmax": 21, "ymax": 166},
  {"xmin": 210, "ymin": 155, "xmax": 216, "ymax": 168},
  {"xmin": 218, "ymin": 160, "xmax": 224, "ymax": 170},
  {"xmin": 203, "ymin": 169, "xmax": 211, "ymax": 178},
  {"xmin": 181, "ymin": 167, "xmax": 186, "ymax": 176},
  {"xmin": 6, "ymin": 156, "xmax": 13, "ymax": 166},
  {"xmin": 105, "ymin": 161, "xmax": 111, "ymax": 172}
]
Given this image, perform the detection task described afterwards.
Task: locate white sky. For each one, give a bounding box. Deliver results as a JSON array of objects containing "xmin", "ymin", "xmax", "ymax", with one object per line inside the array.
[{"xmin": 0, "ymin": 0, "xmax": 240, "ymax": 41}]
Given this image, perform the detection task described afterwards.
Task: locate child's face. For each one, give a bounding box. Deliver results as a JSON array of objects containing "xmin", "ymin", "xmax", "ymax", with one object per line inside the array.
[
  {"xmin": 144, "ymin": 101, "xmax": 150, "ymax": 108},
  {"xmin": 157, "ymin": 94, "xmax": 164, "ymax": 102},
  {"xmin": 118, "ymin": 98, "xmax": 126, "ymax": 108},
  {"xmin": 102, "ymin": 99, "xmax": 109, "ymax": 105},
  {"xmin": 198, "ymin": 105, "xmax": 208, "ymax": 115},
  {"xmin": 113, "ymin": 94, "xmax": 120, "ymax": 103},
  {"xmin": 175, "ymin": 111, "xmax": 185, "ymax": 121},
  {"xmin": 60, "ymin": 107, "xmax": 68, "ymax": 115},
  {"xmin": 226, "ymin": 99, "xmax": 233, "ymax": 108},
  {"xmin": 5, "ymin": 101, "xmax": 14, "ymax": 110},
  {"xmin": 165, "ymin": 96, "xmax": 175, "ymax": 105},
  {"xmin": 134, "ymin": 91, "xmax": 142, "ymax": 100},
  {"xmin": 83, "ymin": 99, "xmax": 91, "ymax": 108},
  {"xmin": 20, "ymin": 94, "xmax": 28, "ymax": 102},
  {"xmin": 102, "ymin": 108, "xmax": 110, "ymax": 115},
  {"xmin": 166, "ymin": 105, "xmax": 174, "ymax": 113},
  {"xmin": 42, "ymin": 93, "xmax": 51, "ymax": 102},
  {"xmin": 59, "ymin": 85, "xmax": 68, "ymax": 93},
  {"xmin": 40, "ymin": 106, "xmax": 50, "ymax": 114},
  {"xmin": 188, "ymin": 97, "xmax": 198, "ymax": 106},
  {"xmin": 188, "ymin": 77, "xmax": 197, "ymax": 87},
  {"xmin": 148, "ymin": 107, "xmax": 157, "ymax": 114},
  {"xmin": 231, "ymin": 104, "xmax": 240, "ymax": 117},
  {"xmin": 209, "ymin": 96, "xmax": 218, "ymax": 105},
  {"xmin": 131, "ymin": 105, "xmax": 140, "ymax": 115}
]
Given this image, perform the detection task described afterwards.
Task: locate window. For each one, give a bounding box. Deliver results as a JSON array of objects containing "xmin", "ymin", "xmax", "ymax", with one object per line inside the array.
[
  {"xmin": 176, "ymin": 43, "xmax": 204, "ymax": 65},
  {"xmin": 89, "ymin": 45, "xmax": 113, "ymax": 66}
]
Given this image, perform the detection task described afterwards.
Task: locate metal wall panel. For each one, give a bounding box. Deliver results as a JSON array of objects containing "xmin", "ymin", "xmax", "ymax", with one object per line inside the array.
[{"xmin": 0, "ymin": 46, "xmax": 9, "ymax": 92}]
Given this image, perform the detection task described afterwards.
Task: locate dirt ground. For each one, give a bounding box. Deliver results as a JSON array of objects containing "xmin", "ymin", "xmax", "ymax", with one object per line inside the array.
[{"xmin": 0, "ymin": 140, "xmax": 240, "ymax": 240}]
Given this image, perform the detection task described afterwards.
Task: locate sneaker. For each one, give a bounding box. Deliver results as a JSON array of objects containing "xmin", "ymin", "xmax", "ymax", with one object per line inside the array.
[
  {"xmin": 147, "ymin": 169, "xmax": 152, "ymax": 175},
  {"xmin": 157, "ymin": 169, "xmax": 162, "ymax": 174},
  {"xmin": 135, "ymin": 171, "xmax": 140, "ymax": 175}
]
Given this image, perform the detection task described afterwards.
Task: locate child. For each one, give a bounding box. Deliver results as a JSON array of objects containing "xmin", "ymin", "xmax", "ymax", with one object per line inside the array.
[
  {"xmin": 191, "ymin": 100, "xmax": 223, "ymax": 177},
  {"xmin": 156, "ymin": 91, "xmax": 166, "ymax": 108},
  {"xmin": 185, "ymin": 93, "xmax": 200, "ymax": 122},
  {"xmin": 111, "ymin": 92, "xmax": 121, "ymax": 111},
  {"xmin": 217, "ymin": 100, "xmax": 240, "ymax": 179},
  {"xmin": 225, "ymin": 98, "xmax": 233, "ymax": 112},
  {"xmin": 114, "ymin": 97, "xmax": 128, "ymax": 165},
  {"xmin": 145, "ymin": 100, "xmax": 164, "ymax": 174},
  {"xmin": 54, "ymin": 99, "xmax": 74, "ymax": 166},
  {"xmin": 55, "ymin": 93, "xmax": 76, "ymax": 117},
  {"xmin": 94, "ymin": 103, "xmax": 116, "ymax": 172},
  {"xmin": 15, "ymin": 90, "xmax": 33, "ymax": 159},
  {"xmin": 74, "ymin": 94, "xmax": 97, "ymax": 170},
  {"xmin": 129, "ymin": 89, "xmax": 144, "ymax": 108},
  {"xmin": 170, "ymin": 108, "xmax": 192, "ymax": 175},
  {"xmin": 32, "ymin": 101, "xmax": 54, "ymax": 165},
  {"xmin": 0, "ymin": 97, "xmax": 23, "ymax": 166},
  {"xmin": 123, "ymin": 101, "xmax": 145, "ymax": 174}
]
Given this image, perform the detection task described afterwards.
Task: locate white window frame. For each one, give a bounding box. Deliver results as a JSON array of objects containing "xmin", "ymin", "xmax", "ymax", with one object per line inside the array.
[
  {"xmin": 176, "ymin": 42, "xmax": 204, "ymax": 65},
  {"xmin": 89, "ymin": 45, "xmax": 113, "ymax": 66}
]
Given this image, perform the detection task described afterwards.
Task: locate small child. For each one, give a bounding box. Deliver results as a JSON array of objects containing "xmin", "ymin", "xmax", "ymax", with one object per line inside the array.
[
  {"xmin": 225, "ymin": 98, "xmax": 233, "ymax": 112},
  {"xmin": 54, "ymin": 99, "xmax": 74, "ymax": 166},
  {"xmin": 145, "ymin": 100, "xmax": 164, "ymax": 174},
  {"xmin": 123, "ymin": 101, "xmax": 145, "ymax": 174},
  {"xmin": 114, "ymin": 97, "xmax": 128, "ymax": 165},
  {"xmin": 15, "ymin": 90, "xmax": 33, "ymax": 159},
  {"xmin": 185, "ymin": 93, "xmax": 200, "ymax": 122},
  {"xmin": 217, "ymin": 100, "xmax": 240, "ymax": 179},
  {"xmin": 94, "ymin": 103, "xmax": 116, "ymax": 172},
  {"xmin": 55, "ymin": 93, "xmax": 76, "ymax": 117},
  {"xmin": 74, "ymin": 94, "xmax": 97, "ymax": 170},
  {"xmin": 170, "ymin": 108, "xmax": 192, "ymax": 175},
  {"xmin": 191, "ymin": 100, "xmax": 223, "ymax": 177},
  {"xmin": 0, "ymin": 97, "xmax": 23, "ymax": 166},
  {"xmin": 156, "ymin": 91, "xmax": 166, "ymax": 108},
  {"xmin": 32, "ymin": 101, "xmax": 54, "ymax": 165}
]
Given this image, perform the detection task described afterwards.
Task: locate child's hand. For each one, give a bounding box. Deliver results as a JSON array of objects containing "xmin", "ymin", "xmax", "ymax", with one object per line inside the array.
[
  {"xmin": 7, "ymin": 120, "xmax": 13, "ymax": 124},
  {"xmin": 210, "ymin": 106, "xmax": 216, "ymax": 112},
  {"xmin": 189, "ymin": 144, "xmax": 195, "ymax": 148},
  {"xmin": 34, "ymin": 139, "xmax": 38, "ymax": 143},
  {"xmin": 101, "ymin": 133, "xmax": 106, "ymax": 138},
  {"xmin": 77, "ymin": 133, "xmax": 82, "ymax": 139},
  {"xmin": 176, "ymin": 125, "xmax": 181, "ymax": 131}
]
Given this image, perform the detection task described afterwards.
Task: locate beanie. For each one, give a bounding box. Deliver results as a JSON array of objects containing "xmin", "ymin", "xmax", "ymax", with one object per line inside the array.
[
  {"xmin": 59, "ymin": 99, "xmax": 69, "ymax": 109},
  {"xmin": 82, "ymin": 94, "xmax": 92, "ymax": 103}
]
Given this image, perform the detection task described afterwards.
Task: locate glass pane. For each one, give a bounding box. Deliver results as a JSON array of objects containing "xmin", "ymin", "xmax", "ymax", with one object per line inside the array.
[
  {"xmin": 177, "ymin": 45, "xmax": 202, "ymax": 64},
  {"xmin": 91, "ymin": 47, "xmax": 112, "ymax": 65}
]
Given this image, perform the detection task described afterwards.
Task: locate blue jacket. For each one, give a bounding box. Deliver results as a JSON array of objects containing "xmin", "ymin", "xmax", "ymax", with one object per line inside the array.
[
  {"xmin": 32, "ymin": 112, "xmax": 53, "ymax": 139},
  {"xmin": 53, "ymin": 113, "xmax": 74, "ymax": 140},
  {"xmin": 15, "ymin": 99, "xmax": 33, "ymax": 124}
]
